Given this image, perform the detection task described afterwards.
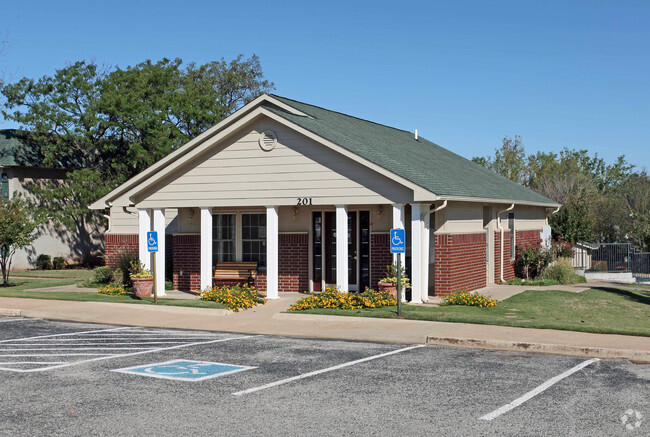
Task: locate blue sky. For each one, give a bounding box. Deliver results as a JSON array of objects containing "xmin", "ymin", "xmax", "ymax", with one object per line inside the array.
[{"xmin": 1, "ymin": 0, "xmax": 648, "ymax": 169}]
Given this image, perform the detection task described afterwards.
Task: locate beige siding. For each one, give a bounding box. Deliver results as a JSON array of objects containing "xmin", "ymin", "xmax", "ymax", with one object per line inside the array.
[
  {"xmin": 135, "ymin": 117, "xmax": 413, "ymax": 208},
  {"xmin": 8, "ymin": 168, "xmax": 103, "ymax": 269},
  {"xmin": 437, "ymin": 202, "xmax": 484, "ymax": 234},
  {"xmin": 514, "ymin": 205, "xmax": 547, "ymax": 230},
  {"xmin": 108, "ymin": 207, "xmax": 178, "ymax": 234}
]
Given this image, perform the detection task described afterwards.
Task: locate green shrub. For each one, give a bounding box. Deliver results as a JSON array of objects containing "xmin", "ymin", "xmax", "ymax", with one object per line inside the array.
[
  {"xmin": 441, "ymin": 290, "xmax": 498, "ymax": 308},
  {"xmin": 115, "ymin": 246, "xmax": 138, "ymax": 284},
  {"xmin": 52, "ymin": 256, "xmax": 65, "ymax": 270},
  {"xmin": 538, "ymin": 257, "xmax": 585, "ymax": 284},
  {"xmin": 129, "ymin": 260, "xmax": 152, "ymax": 279},
  {"xmin": 289, "ymin": 286, "xmax": 396, "ymax": 311},
  {"xmin": 35, "ymin": 254, "xmax": 52, "ymax": 270},
  {"xmin": 93, "ymin": 266, "xmax": 114, "ymax": 284}
]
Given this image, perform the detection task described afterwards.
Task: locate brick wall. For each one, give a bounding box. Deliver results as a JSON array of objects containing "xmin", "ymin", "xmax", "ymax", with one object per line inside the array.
[
  {"xmin": 277, "ymin": 233, "xmax": 309, "ymax": 292},
  {"xmin": 371, "ymin": 233, "xmax": 391, "ymax": 290},
  {"xmin": 172, "ymin": 234, "xmax": 200, "ymax": 292},
  {"xmin": 516, "ymin": 229, "xmax": 542, "ymax": 247},
  {"xmin": 255, "ymin": 273, "xmax": 267, "ymax": 293},
  {"xmin": 495, "ymin": 230, "xmax": 515, "ymax": 282},
  {"xmin": 434, "ymin": 233, "xmax": 487, "ymax": 295},
  {"xmin": 104, "ymin": 234, "xmax": 138, "ymax": 267}
]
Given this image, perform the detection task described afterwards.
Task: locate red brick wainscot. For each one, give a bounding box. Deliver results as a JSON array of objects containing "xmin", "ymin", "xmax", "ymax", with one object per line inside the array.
[
  {"xmin": 172, "ymin": 234, "xmax": 200, "ymax": 292},
  {"xmin": 104, "ymin": 234, "xmax": 138, "ymax": 267},
  {"xmin": 494, "ymin": 230, "xmax": 516, "ymax": 282},
  {"xmin": 277, "ymin": 233, "xmax": 309, "ymax": 293},
  {"xmin": 434, "ymin": 232, "xmax": 487, "ymax": 295},
  {"xmin": 516, "ymin": 229, "xmax": 542, "ymax": 247},
  {"xmin": 254, "ymin": 233, "xmax": 309, "ymax": 294},
  {"xmin": 371, "ymin": 233, "xmax": 391, "ymax": 290}
]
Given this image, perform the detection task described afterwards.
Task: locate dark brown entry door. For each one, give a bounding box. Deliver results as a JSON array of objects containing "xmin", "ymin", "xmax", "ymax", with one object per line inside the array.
[{"xmin": 313, "ymin": 211, "xmax": 369, "ymax": 292}]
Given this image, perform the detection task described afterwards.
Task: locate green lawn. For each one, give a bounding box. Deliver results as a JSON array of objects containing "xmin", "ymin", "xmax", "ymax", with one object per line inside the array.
[
  {"xmin": 296, "ymin": 286, "xmax": 650, "ymax": 337},
  {"xmin": 0, "ymin": 272, "xmax": 227, "ymax": 309},
  {"xmin": 9, "ymin": 269, "xmax": 95, "ymax": 280}
]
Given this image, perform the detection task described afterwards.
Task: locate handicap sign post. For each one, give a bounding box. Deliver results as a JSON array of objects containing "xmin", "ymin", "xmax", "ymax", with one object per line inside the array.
[
  {"xmin": 390, "ymin": 229, "xmax": 406, "ymax": 317},
  {"xmin": 147, "ymin": 232, "xmax": 158, "ymax": 304}
]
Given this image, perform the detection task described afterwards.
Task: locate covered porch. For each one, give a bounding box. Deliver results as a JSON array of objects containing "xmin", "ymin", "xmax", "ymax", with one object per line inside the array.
[{"xmin": 135, "ymin": 203, "xmax": 435, "ymax": 303}]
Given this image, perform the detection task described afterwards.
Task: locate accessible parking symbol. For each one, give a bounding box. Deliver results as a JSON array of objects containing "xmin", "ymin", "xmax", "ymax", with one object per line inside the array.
[{"xmin": 112, "ymin": 359, "xmax": 256, "ymax": 381}]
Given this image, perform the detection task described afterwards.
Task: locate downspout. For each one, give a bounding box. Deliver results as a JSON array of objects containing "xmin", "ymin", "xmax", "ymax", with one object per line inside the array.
[
  {"xmin": 497, "ymin": 203, "xmax": 515, "ymax": 283},
  {"xmin": 420, "ymin": 200, "xmax": 448, "ymax": 220},
  {"xmin": 102, "ymin": 201, "xmax": 114, "ymax": 234}
]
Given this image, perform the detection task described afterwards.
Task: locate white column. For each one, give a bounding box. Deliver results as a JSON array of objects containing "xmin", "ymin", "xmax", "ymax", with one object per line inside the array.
[
  {"xmin": 421, "ymin": 208, "xmax": 430, "ymax": 303},
  {"xmin": 410, "ymin": 203, "xmax": 423, "ymax": 303},
  {"xmin": 336, "ymin": 205, "xmax": 348, "ymax": 292},
  {"xmin": 392, "ymin": 204, "xmax": 405, "ymax": 265},
  {"xmin": 266, "ymin": 206, "xmax": 279, "ymax": 299},
  {"xmin": 153, "ymin": 208, "xmax": 166, "ymax": 297},
  {"xmin": 138, "ymin": 209, "xmax": 152, "ymax": 271},
  {"xmin": 200, "ymin": 207, "xmax": 212, "ymax": 291}
]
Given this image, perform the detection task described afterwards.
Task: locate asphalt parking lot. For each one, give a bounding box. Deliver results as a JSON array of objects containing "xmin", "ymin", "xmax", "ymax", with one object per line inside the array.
[{"xmin": 0, "ymin": 317, "xmax": 647, "ymax": 436}]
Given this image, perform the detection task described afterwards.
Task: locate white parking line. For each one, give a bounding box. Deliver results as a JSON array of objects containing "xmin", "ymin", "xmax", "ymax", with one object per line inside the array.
[
  {"xmin": 0, "ymin": 326, "xmax": 132, "ymax": 343},
  {"xmin": 3, "ymin": 335, "xmax": 258, "ymax": 373},
  {"xmin": 0, "ymin": 342, "xmax": 197, "ymax": 346},
  {"xmin": 0, "ymin": 318, "xmax": 41, "ymax": 323},
  {"xmin": 0, "ymin": 347, "xmax": 154, "ymax": 351},
  {"xmin": 232, "ymin": 344, "xmax": 426, "ymax": 396},
  {"xmin": 479, "ymin": 358, "xmax": 600, "ymax": 421}
]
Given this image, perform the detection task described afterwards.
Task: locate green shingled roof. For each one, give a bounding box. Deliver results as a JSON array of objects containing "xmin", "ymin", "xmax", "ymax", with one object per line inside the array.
[{"xmin": 264, "ymin": 95, "xmax": 557, "ymax": 206}]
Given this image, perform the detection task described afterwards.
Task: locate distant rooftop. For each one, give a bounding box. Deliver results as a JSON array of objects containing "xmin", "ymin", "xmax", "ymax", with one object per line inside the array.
[{"xmin": 0, "ymin": 129, "xmax": 80, "ymax": 169}]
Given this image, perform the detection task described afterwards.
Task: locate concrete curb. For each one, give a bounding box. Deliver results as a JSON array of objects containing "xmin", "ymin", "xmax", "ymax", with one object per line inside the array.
[
  {"xmin": 426, "ymin": 336, "xmax": 650, "ymax": 363},
  {"xmin": 0, "ymin": 308, "xmax": 23, "ymax": 317}
]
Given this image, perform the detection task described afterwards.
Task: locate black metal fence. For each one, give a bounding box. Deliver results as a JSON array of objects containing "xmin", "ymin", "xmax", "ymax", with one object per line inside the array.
[{"xmin": 572, "ymin": 242, "xmax": 650, "ymax": 280}]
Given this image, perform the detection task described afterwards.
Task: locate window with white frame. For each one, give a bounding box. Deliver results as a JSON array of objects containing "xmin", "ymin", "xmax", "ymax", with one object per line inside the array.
[
  {"xmin": 213, "ymin": 214, "xmax": 236, "ymax": 263},
  {"xmin": 242, "ymin": 213, "xmax": 267, "ymax": 268}
]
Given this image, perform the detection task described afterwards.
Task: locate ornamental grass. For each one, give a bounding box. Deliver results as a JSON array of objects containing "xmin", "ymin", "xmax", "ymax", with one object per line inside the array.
[
  {"xmin": 440, "ymin": 290, "xmax": 498, "ymax": 308},
  {"xmin": 198, "ymin": 284, "xmax": 266, "ymax": 311},
  {"xmin": 289, "ymin": 286, "xmax": 396, "ymax": 311},
  {"xmin": 97, "ymin": 284, "xmax": 130, "ymax": 296}
]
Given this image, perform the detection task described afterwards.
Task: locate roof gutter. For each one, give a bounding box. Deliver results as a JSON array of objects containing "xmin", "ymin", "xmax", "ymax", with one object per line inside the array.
[{"xmin": 496, "ymin": 203, "xmax": 515, "ymax": 283}]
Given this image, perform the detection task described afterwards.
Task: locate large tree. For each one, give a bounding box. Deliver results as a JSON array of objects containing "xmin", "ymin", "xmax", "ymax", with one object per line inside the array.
[
  {"xmin": 1, "ymin": 55, "xmax": 274, "ymax": 225},
  {"xmin": 472, "ymin": 136, "xmax": 647, "ymax": 247}
]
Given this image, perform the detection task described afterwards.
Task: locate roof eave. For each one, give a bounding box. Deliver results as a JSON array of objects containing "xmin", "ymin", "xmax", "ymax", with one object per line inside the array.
[{"xmin": 438, "ymin": 195, "xmax": 561, "ymax": 208}]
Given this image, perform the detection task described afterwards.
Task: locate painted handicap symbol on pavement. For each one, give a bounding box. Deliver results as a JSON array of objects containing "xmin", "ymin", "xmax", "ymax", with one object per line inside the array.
[{"xmin": 112, "ymin": 359, "xmax": 256, "ymax": 381}]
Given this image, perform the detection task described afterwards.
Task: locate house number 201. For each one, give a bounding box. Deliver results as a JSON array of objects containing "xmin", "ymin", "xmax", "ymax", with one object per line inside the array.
[{"xmin": 297, "ymin": 197, "xmax": 312, "ymax": 205}]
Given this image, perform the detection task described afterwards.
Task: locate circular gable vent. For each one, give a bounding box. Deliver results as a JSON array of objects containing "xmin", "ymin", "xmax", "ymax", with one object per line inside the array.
[{"xmin": 258, "ymin": 130, "xmax": 277, "ymax": 151}]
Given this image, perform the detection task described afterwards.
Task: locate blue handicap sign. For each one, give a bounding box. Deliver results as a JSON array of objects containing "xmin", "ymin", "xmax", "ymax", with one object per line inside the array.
[
  {"xmin": 390, "ymin": 228, "xmax": 406, "ymax": 253},
  {"xmin": 112, "ymin": 359, "xmax": 256, "ymax": 382},
  {"xmin": 147, "ymin": 231, "xmax": 158, "ymax": 252}
]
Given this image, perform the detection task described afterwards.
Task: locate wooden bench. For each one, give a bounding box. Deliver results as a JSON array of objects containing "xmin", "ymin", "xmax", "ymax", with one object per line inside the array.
[{"xmin": 212, "ymin": 261, "xmax": 258, "ymax": 287}]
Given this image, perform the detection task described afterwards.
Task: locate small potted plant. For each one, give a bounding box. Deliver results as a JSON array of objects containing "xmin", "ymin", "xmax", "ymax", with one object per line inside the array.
[
  {"xmin": 129, "ymin": 261, "xmax": 154, "ymax": 297},
  {"xmin": 377, "ymin": 263, "xmax": 410, "ymax": 300}
]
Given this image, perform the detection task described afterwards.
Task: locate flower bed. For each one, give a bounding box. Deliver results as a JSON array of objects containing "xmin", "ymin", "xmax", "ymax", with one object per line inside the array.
[
  {"xmin": 197, "ymin": 284, "xmax": 266, "ymax": 311},
  {"xmin": 97, "ymin": 284, "xmax": 130, "ymax": 296},
  {"xmin": 289, "ymin": 287, "xmax": 396, "ymax": 311}
]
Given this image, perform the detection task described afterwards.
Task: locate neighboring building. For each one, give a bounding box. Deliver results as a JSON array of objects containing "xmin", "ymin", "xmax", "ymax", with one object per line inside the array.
[
  {"xmin": 90, "ymin": 95, "xmax": 559, "ymax": 301},
  {"xmin": 0, "ymin": 129, "xmax": 102, "ymax": 268}
]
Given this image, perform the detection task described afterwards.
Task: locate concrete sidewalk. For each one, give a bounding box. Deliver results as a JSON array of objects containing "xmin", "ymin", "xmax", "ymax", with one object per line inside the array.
[{"xmin": 0, "ymin": 293, "xmax": 648, "ymax": 363}]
